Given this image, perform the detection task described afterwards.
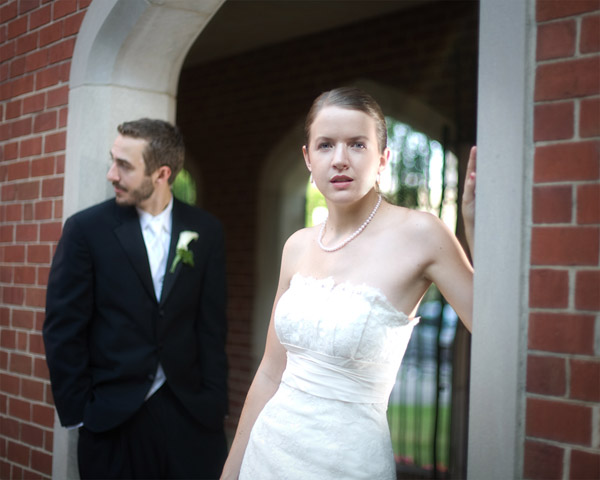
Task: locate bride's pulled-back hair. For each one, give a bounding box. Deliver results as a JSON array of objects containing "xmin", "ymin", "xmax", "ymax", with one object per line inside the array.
[{"xmin": 304, "ymin": 87, "xmax": 388, "ymax": 154}]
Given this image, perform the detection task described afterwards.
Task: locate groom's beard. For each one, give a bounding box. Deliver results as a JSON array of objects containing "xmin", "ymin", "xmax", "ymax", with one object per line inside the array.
[{"xmin": 113, "ymin": 176, "xmax": 154, "ymax": 207}]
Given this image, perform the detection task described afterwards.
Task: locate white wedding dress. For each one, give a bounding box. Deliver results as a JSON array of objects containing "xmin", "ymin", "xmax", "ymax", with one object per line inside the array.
[{"xmin": 239, "ymin": 273, "xmax": 418, "ymax": 480}]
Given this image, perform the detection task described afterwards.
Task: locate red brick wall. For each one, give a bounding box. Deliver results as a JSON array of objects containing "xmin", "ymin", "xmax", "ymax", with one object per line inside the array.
[
  {"xmin": 525, "ymin": 1, "xmax": 600, "ymax": 479},
  {"xmin": 0, "ymin": 0, "xmax": 89, "ymax": 478}
]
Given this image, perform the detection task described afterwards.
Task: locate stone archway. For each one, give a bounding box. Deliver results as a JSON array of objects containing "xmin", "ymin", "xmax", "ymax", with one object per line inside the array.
[{"xmin": 55, "ymin": 1, "xmax": 225, "ymax": 477}]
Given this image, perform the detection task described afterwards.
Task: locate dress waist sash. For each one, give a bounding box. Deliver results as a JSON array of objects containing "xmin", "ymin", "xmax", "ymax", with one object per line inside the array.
[{"xmin": 280, "ymin": 344, "xmax": 397, "ymax": 404}]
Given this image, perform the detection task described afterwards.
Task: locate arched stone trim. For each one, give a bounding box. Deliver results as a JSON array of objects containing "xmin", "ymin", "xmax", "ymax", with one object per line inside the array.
[{"xmin": 54, "ymin": 1, "xmax": 225, "ymax": 478}]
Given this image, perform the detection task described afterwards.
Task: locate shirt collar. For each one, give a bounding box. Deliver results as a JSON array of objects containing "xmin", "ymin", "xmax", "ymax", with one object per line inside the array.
[{"xmin": 137, "ymin": 196, "xmax": 173, "ymax": 234}]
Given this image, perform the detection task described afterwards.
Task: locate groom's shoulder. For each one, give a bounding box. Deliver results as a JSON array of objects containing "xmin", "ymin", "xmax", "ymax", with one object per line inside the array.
[{"xmin": 67, "ymin": 199, "xmax": 120, "ymax": 226}]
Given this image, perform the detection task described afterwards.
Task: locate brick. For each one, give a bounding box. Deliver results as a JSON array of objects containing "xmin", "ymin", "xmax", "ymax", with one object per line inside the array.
[
  {"xmin": 10, "ymin": 352, "xmax": 33, "ymax": 376},
  {"xmin": 529, "ymin": 312, "xmax": 596, "ymax": 355},
  {"xmin": 531, "ymin": 226, "xmax": 599, "ymax": 265},
  {"xmin": 19, "ymin": 0, "xmax": 41, "ymax": 15},
  {"xmin": 31, "ymin": 156, "xmax": 55, "ymax": 177},
  {"xmin": 0, "ymin": 224, "xmax": 14, "ymax": 242},
  {"xmin": 6, "ymin": 439, "xmax": 30, "ymax": 466},
  {"xmin": 523, "ymin": 440, "xmax": 563, "ymax": 480},
  {"xmin": 15, "ymin": 223, "xmax": 37, "ymax": 242},
  {"xmin": 31, "ymin": 404, "xmax": 53, "ymax": 428},
  {"xmin": 534, "ymin": 141, "xmax": 600, "ymax": 183},
  {"xmin": 5, "ymin": 98, "xmax": 21, "ymax": 118},
  {"xmin": 526, "ymin": 397, "xmax": 591, "ymax": 445},
  {"xmin": 44, "ymin": 130, "xmax": 65, "ymax": 153},
  {"xmin": 59, "ymin": 105, "xmax": 68, "ymax": 127},
  {"xmin": 1, "ymin": 183, "xmax": 17, "ymax": 202},
  {"xmin": 2, "ymin": 245, "xmax": 26, "ymax": 263},
  {"xmin": 21, "ymin": 378, "xmax": 45, "ymax": 402},
  {"xmin": 34, "ymin": 200, "xmax": 52, "ymax": 220},
  {"xmin": 40, "ymin": 221, "xmax": 61, "ymax": 242},
  {"xmin": 570, "ymin": 358, "xmax": 600, "ymax": 402},
  {"xmin": 39, "ymin": 21, "xmax": 62, "ymax": 47},
  {"xmin": 4, "ymin": 142, "xmax": 19, "ymax": 160},
  {"xmin": 29, "ymin": 4, "xmax": 52, "ymax": 29},
  {"xmin": 2, "ymin": 286, "xmax": 25, "ymax": 305},
  {"xmin": 33, "ymin": 110, "xmax": 57, "ymax": 132},
  {"xmin": 11, "ymin": 117, "xmax": 33, "ymax": 137},
  {"xmin": 28, "ymin": 332, "xmax": 45, "ymax": 355},
  {"xmin": 12, "ymin": 308, "xmax": 35, "ymax": 328},
  {"xmin": 16, "ymin": 180, "xmax": 40, "ymax": 200},
  {"xmin": 48, "ymin": 37, "xmax": 75, "ymax": 64},
  {"xmin": 570, "ymin": 449, "xmax": 600, "ymax": 480},
  {"xmin": 577, "ymin": 183, "xmax": 600, "ymax": 225},
  {"xmin": 14, "ymin": 266, "xmax": 36, "ymax": 285},
  {"xmin": 9, "ymin": 55, "xmax": 25, "ymax": 78},
  {"xmin": 25, "ymin": 287, "xmax": 46, "ymax": 308},
  {"xmin": 580, "ymin": 97, "xmax": 600, "ymax": 138},
  {"xmin": 23, "ymin": 92, "xmax": 45, "ymax": 114},
  {"xmin": 537, "ymin": 0, "xmax": 599, "ymax": 22},
  {"xmin": 536, "ymin": 20, "xmax": 576, "ymax": 60},
  {"xmin": 7, "ymin": 15, "xmax": 27, "ymax": 39},
  {"xmin": 20, "ymin": 136, "xmax": 43, "ymax": 157},
  {"xmin": 15, "ymin": 31, "xmax": 38, "ymax": 55},
  {"xmin": 535, "ymin": 58, "xmax": 600, "ymax": 101},
  {"xmin": 53, "ymin": 0, "xmax": 77, "ymax": 20},
  {"xmin": 25, "ymin": 49, "xmax": 49, "ymax": 72},
  {"xmin": 1, "ymin": 373, "xmax": 20, "ymax": 396},
  {"xmin": 27, "ymin": 244, "xmax": 50, "ymax": 264},
  {"xmin": 3, "ymin": 205, "xmax": 21, "ymax": 222},
  {"xmin": 46, "ymin": 85, "xmax": 67, "ymax": 107},
  {"xmin": 33, "ymin": 357, "xmax": 49, "ymax": 380},
  {"xmin": 35, "ymin": 63, "xmax": 61, "ymax": 89},
  {"xmin": 526, "ymin": 354, "xmax": 566, "ymax": 396},
  {"xmin": 7, "ymin": 161, "xmax": 30, "ymax": 181},
  {"xmin": 64, "ymin": 10, "xmax": 85, "ymax": 36},
  {"xmin": 581, "ymin": 13, "xmax": 600, "ymax": 53},
  {"xmin": 529, "ymin": 268, "xmax": 569, "ymax": 308},
  {"xmin": 0, "ymin": 329, "xmax": 17, "ymax": 349},
  {"xmin": 1, "ymin": 415, "xmax": 20, "ymax": 439},
  {"xmin": 575, "ymin": 270, "xmax": 600, "ymax": 310},
  {"xmin": 21, "ymin": 423, "xmax": 44, "ymax": 448},
  {"xmin": 31, "ymin": 449, "xmax": 52, "ymax": 476},
  {"xmin": 41, "ymin": 177, "xmax": 63, "ymax": 197},
  {"xmin": 0, "ymin": 2, "xmax": 18, "ymax": 23},
  {"xmin": 534, "ymin": 101, "xmax": 574, "ymax": 141},
  {"xmin": 37, "ymin": 266, "xmax": 50, "ymax": 286}
]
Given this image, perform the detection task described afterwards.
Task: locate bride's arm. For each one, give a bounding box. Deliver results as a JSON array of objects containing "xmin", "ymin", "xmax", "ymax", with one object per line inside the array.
[
  {"xmin": 220, "ymin": 235, "xmax": 302, "ymax": 479},
  {"xmin": 220, "ymin": 309, "xmax": 287, "ymax": 479}
]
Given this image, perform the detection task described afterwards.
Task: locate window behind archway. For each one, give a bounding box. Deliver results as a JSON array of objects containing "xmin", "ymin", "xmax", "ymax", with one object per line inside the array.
[{"xmin": 305, "ymin": 117, "xmax": 459, "ymax": 476}]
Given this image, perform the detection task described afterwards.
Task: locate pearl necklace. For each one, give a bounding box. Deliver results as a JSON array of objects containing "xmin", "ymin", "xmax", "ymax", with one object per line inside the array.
[{"xmin": 318, "ymin": 194, "xmax": 382, "ymax": 252}]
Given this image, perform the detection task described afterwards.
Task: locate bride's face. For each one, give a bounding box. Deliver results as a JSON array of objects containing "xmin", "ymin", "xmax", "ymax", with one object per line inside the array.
[{"xmin": 303, "ymin": 106, "xmax": 388, "ymax": 204}]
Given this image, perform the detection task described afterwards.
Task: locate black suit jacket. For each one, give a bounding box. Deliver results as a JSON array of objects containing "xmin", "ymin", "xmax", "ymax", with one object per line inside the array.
[{"xmin": 43, "ymin": 198, "xmax": 228, "ymax": 433}]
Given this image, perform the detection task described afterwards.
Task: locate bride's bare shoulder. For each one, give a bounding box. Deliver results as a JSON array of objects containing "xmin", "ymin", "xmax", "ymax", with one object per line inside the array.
[{"xmin": 381, "ymin": 203, "xmax": 449, "ymax": 239}]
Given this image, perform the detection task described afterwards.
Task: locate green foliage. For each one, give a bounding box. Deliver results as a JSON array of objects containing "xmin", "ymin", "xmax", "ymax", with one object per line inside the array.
[
  {"xmin": 172, "ymin": 169, "xmax": 197, "ymax": 205},
  {"xmin": 305, "ymin": 181, "xmax": 327, "ymax": 227}
]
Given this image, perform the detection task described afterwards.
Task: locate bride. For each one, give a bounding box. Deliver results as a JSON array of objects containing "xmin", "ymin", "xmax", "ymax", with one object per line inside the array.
[{"xmin": 221, "ymin": 87, "xmax": 476, "ymax": 479}]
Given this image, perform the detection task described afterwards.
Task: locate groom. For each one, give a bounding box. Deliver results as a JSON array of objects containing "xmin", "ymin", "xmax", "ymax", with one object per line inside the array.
[{"xmin": 43, "ymin": 119, "xmax": 228, "ymax": 479}]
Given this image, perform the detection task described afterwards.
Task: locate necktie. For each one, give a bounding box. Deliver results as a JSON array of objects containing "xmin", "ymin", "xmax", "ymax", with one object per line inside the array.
[{"xmin": 147, "ymin": 221, "xmax": 167, "ymax": 300}]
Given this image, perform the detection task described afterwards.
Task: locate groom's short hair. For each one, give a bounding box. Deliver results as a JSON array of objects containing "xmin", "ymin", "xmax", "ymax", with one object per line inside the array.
[{"xmin": 117, "ymin": 118, "xmax": 185, "ymax": 184}]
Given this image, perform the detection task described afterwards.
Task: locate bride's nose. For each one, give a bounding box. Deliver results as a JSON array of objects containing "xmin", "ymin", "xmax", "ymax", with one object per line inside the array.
[{"xmin": 331, "ymin": 145, "xmax": 349, "ymax": 170}]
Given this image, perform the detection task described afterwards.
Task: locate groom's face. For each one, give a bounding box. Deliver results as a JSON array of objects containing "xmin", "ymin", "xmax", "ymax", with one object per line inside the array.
[{"xmin": 107, "ymin": 134, "xmax": 155, "ymax": 207}]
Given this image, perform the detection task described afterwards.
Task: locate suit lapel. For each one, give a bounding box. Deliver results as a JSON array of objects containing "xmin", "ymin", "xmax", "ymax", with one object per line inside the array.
[
  {"xmin": 113, "ymin": 204, "xmax": 157, "ymax": 302},
  {"xmin": 161, "ymin": 199, "xmax": 184, "ymax": 305}
]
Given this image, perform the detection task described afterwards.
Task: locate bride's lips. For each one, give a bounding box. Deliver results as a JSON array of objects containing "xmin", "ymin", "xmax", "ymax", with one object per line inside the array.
[{"xmin": 330, "ymin": 175, "xmax": 353, "ymax": 188}]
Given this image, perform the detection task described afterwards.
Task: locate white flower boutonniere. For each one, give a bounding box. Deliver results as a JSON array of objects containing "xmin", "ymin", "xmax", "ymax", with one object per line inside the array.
[{"xmin": 170, "ymin": 231, "xmax": 199, "ymax": 273}]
